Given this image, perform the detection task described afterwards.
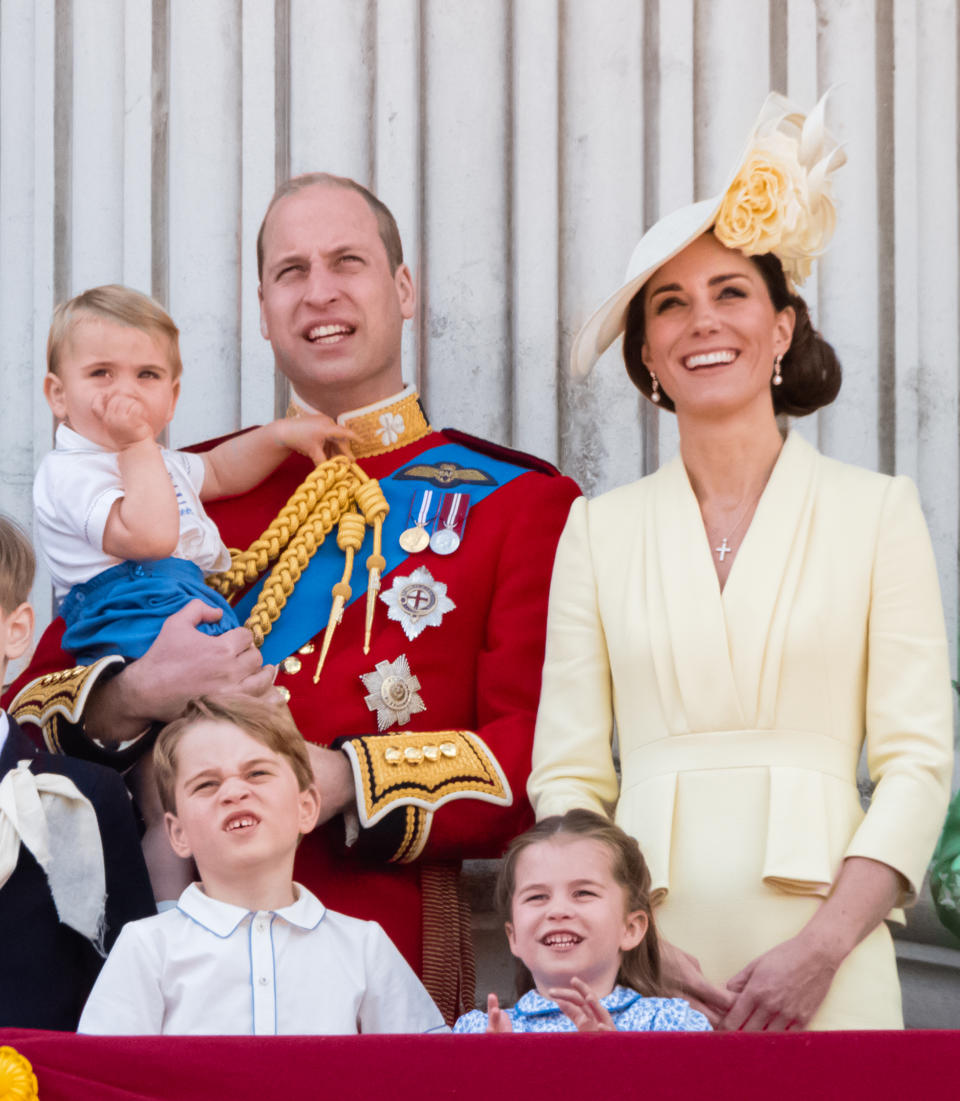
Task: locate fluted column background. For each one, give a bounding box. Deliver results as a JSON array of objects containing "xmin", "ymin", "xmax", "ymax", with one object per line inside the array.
[{"xmin": 0, "ymin": 0, "xmax": 957, "ymax": 714}]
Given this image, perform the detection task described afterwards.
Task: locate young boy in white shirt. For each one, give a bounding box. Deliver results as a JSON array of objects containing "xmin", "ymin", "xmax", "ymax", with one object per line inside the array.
[{"xmin": 78, "ymin": 694, "xmax": 447, "ymax": 1035}]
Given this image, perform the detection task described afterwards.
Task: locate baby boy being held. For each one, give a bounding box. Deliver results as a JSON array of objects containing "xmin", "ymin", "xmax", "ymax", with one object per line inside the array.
[
  {"xmin": 35, "ymin": 283, "xmax": 356, "ymax": 665},
  {"xmin": 78, "ymin": 694, "xmax": 447, "ymax": 1035}
]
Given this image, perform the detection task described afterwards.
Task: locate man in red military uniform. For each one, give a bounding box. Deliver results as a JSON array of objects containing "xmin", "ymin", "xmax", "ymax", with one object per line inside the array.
[{"xmin": 6, "ymin": 174, "xmax": 579, "ymax": 1022}]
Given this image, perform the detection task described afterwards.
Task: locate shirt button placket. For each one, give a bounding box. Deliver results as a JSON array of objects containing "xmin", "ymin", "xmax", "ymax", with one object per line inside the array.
[{"xmin": 250, "ymin": 912, "xmax": 276, "ymax": 1035}]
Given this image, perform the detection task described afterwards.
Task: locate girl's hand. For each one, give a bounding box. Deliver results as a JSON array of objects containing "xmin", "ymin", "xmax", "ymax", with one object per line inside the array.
[
  {"xmin": 720, "ymin": 932, "xmax": 838, "ymax": 1031},
  {"xmin": 548, "ymin": 977, "xmax": 616, "ymax": 1032},
  {"xmin": 485, "ymin": 993, "xmax": 512, "ymax": 1033},
  {"xmin": 274, "ymin": 412, "xmax": 358, "ymax": 464},
  {"xmin": 659, "ymin": 939, "xmax": 735, "ymax": 1027}
]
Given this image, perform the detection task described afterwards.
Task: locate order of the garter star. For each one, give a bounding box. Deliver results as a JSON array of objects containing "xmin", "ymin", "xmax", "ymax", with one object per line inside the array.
[{"xmin": 380, "ymin": 565, "xmax": 456, "ymax": 641}]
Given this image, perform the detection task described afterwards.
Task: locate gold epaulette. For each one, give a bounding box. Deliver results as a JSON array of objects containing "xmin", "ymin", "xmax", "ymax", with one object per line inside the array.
[
  {"xmin": 8, "ymin": 655, "xmax": 126, "ymax": 754},
  {"xmin": 341, "ymin": 730, "xmax": 512, "ymax": 862}
]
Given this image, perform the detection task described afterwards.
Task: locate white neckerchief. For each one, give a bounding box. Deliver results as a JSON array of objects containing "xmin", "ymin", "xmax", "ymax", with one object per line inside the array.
[{"xmin": 0, "ymin": 760, "xmax": 107, "ymax": 953}]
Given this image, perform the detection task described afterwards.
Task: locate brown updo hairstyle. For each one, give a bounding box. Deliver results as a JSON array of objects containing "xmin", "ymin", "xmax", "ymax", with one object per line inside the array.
[
  {"xmin": 622, "ymin": 235, "xmax": 842, "ymax": 416},
  {"xmin": 495, "ymin": 808, "xmax": 665, "ymax": 999}
]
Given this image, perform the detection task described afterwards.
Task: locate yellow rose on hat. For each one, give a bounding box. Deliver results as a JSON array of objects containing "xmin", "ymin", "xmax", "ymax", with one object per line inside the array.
[
  {"xmin": 715, "ymin": 127, "xmax": 840, "ymax": 288},
  {"xmin": 0, "ymin": 1046, "xmax": 38, "ymax": 1101}
]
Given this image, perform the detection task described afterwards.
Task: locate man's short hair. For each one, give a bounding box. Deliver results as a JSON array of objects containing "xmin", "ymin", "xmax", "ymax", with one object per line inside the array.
[
  {"xmin": 0, "ymin": 515, "xmax": 35, "ymax": 614},
  {"xmin": 257, "ymin": 173, "xmax": 404, "ymax": 279},
  {"xmin": 47, "ymin": 284, "xmax": 183, "ymax": 379}
]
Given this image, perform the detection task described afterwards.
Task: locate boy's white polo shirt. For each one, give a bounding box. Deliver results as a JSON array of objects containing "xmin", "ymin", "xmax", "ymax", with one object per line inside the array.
[
  {"xmin": 33, "ymin": 423, "xmax": 230, "ymax": 599},
  {"xmin": 78, "ymin": 882, "xmax": 447, "ymax": 1035}
]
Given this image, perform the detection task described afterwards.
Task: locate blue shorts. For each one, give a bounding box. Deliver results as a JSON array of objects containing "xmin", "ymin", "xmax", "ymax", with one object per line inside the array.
[{"xmin": 60, "ymin": 558, "xmax": 241, "ymax": 664}]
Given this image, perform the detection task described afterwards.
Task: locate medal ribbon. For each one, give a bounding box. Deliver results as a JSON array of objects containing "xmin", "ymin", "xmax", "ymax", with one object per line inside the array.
[
  {"xmin": 436, "ymin": 492, "xmax": 469, "ymax": 536},
  {"xmin": 408, "ymin": 489, "xmax": 437, "ymax": 528}
]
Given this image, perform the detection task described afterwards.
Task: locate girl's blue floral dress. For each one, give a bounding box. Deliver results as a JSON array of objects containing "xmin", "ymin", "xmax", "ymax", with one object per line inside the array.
[{"xmin": 453, "ymin": 985, "xmax": 711, "ymax": 1033}]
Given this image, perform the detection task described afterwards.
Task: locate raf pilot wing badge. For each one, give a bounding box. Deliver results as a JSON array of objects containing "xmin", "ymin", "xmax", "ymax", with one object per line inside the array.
[{"xmin": 394, "ymin": 461, "xmax": 498, "ymax": 489}]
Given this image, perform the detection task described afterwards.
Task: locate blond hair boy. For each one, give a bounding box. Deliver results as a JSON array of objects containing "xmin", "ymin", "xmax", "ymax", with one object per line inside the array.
[
  {"xmin": 35, "ymin": 284, "xmax": 355, "ymax": 664},
  {"xmin": 78, "ymin": 695, "xmax": 446, "ymax": 1035}
]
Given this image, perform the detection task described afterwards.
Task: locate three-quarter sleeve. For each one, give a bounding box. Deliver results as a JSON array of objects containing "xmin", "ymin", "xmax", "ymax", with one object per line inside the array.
[
  {"xmin": 844, "ymin": 475, "xmax": 953, "ymax": 903},
  {"xmin": 528, "ymin": 495, "xmax": 620, "ymax": 820}
]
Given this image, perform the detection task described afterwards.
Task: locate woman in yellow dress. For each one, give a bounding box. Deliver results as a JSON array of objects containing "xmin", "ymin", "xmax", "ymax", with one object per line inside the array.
[{"xmin": 529, "ymin": 94, "xmax": 953, "ymax": 1031}]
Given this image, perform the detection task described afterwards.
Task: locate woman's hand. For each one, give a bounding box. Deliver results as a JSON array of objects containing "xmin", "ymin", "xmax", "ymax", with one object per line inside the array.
[
  {"xmin": 719, "ymin": 857, "xmax": 904, "ymax": 1031},
  {"xmin": 659, "ymin": 939, "xmax": 735, "ymax": 1027},
  {"xmin": 720, "ymin": 931, "xmax": 838, "ymax": 1031},
  {"xmin": 485, "ymin": 993, "xmax": 512, "ymax": 1033},
  {"xmin": 548, "ymin": 977, "xmax": 616, "ymax": 1032}
]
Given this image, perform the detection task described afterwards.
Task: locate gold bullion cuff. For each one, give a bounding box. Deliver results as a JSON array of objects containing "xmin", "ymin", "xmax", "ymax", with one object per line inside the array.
[
  {"xmin": 9, "ymin": 655, "xmax": 127, "ymax": 754},
  {"xmin": 392, "ymin": 805, "xmax": 433, "ymax": 864},
  {"xmin": 341, "ymin": 729, "xmax": 513, "ymax": 833}
]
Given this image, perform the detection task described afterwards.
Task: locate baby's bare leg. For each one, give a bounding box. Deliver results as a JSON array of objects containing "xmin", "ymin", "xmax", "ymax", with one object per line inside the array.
[{"xmin": 130, "ymin": 754, "xmax": 193, "ymax": 902}]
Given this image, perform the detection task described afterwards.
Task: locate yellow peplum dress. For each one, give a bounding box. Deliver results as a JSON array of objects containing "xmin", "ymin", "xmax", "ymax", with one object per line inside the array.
[{"xmin": 529, "ymin": 431, "xmax": 953, "ymax": 1029}]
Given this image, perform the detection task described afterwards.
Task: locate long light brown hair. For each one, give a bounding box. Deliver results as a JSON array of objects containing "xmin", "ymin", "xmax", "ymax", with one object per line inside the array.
[{"xmin": 496, "ymin": 809, "xmax": 664, "ymax": 998}]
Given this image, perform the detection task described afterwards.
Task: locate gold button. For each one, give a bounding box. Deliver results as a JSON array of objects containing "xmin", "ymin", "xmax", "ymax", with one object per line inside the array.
[
  {"xmin": 276, "ymin": 686, "xmax": 291, "ymax": 703},
  {"xmin": 404, "ymin": 747, "xmax": 424, "ymax": 763},
  {"xmin": 384, "ymin": 747, "xmax": 403, "ymax": 764},
  {"xmin": 298, "ymin": 642, "xmax": 316, "ymax": 655},
  {"xmin": 423, "ymin": 745, "xmax": 439, "ymax": 761},
  {"xmin": 440, "ymin": 742, "xmax": 457, "ymax": 758},
  {"xmin": 281, "ymin": 656, "xmax": 302, "ymax": 675}
]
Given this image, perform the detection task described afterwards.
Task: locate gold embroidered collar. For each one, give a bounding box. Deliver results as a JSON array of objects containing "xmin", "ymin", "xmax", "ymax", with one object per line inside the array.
[{"xmin": 286, "ymin": 386, "xmax": 432, "ymax": 458}]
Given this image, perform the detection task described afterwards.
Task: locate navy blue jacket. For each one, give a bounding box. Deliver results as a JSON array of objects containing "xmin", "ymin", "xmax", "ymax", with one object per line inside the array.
[{"xmin": 0, "ymin": 716, "xmax": 155, "ymax": 1030}]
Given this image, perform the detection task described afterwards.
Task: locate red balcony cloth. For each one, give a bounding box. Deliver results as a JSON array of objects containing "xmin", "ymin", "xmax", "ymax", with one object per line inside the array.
[{"xmin": 1, "ymin": 1028, "xmax": 956, "ymax": 1100}]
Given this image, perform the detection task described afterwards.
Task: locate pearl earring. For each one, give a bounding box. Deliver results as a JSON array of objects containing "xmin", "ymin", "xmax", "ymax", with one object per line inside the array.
[
  {"xmin": 772, "ymin": 354, "xmax": 783, "ymax": 387},
  {"xmin": 650, "ymin": 373, "xmax": 661, "ymax": 403}
]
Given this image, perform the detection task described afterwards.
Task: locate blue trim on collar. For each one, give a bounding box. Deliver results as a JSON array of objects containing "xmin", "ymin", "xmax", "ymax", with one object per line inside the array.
[{"xmin": 175, "ymin": 881, "xmax": 326, "ymax": 938}]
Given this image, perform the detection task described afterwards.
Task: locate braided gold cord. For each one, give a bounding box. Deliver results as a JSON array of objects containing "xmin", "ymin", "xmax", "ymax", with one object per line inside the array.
[{"xmin": 205, "ymin": 457, "xmax": 389, "ymax": 648}]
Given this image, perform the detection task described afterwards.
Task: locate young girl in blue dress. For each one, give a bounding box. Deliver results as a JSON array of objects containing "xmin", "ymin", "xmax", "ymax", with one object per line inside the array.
[{"xmin": 454, "ymin": 809, "xmax": 711, "ymax": 1033}]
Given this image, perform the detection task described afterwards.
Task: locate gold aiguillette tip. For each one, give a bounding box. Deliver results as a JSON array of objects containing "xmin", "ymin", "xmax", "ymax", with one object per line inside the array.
[{"xmin": 313, "ymin": 593, "xmax": 346, "ymax": 683}]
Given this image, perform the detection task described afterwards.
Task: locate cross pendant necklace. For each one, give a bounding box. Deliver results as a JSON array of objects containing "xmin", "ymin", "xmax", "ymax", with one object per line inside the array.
[{"xmin": 712, "ymin": 496, "xmax": 759, "ymax": 562}]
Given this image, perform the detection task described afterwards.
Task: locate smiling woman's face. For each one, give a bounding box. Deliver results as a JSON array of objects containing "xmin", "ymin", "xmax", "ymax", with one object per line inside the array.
[{"xmin": 640, "ymin": 232, "xmax": 795, "ymax": 421}]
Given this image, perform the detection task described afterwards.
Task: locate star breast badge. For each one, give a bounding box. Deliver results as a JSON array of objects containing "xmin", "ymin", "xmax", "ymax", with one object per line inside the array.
[
  {"xmin": 360, "ymin": 655, "xmax": 427, "ymax": 730},
  {"xmin": 380, "ymin": 565, "xmax": 455, "ymax": 641}
]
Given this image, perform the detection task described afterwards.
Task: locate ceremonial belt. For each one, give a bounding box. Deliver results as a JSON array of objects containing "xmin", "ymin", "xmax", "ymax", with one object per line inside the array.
[{"xmin": 234, "ymin": 443, "xmax": 530, "ymax": 664}]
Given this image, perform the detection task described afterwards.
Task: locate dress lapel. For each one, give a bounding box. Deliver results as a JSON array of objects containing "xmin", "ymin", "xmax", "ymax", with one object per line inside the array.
[
  {"xmin": 721, "ymin": 431, "xmax": 819, "ymax": 727},
  {"xmin": 647, "ymin": 456, "xmax": 745, "ymax": 732}
]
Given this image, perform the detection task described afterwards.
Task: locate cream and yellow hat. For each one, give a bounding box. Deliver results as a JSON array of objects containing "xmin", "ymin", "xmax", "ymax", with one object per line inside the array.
[{"xmin": 571, "ymin": 92, "xmax": 847, "ymax": 379}]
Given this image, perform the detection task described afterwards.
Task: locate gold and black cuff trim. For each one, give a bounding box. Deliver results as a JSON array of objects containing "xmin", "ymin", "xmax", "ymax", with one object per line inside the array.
[
  {"xmin": 341, "ymin": 729, "xmax": 512, "ymax": 830},
  {"xmin": 9, "ymin": 655, "xmax": 127, "ymax": 755},
  {"xmin": 391, "ymin": 805, "xmax": 433, "ymax": 864}
]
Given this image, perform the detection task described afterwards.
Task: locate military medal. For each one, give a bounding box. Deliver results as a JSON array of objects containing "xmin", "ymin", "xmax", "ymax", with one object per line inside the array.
[
  {"xmin": 429, "ymin": 492, "xmax": 469, "ymax": 555},
  {"xmin": 380, "ymin": 565, "xmax": 455, "ymax": 641},
  {"xmin": 360, "ymin": 654, "xmax": 427, "ymax": 730},
  {"xmin": 398, "ymin": 489, "xmax": 437, "ymax": 554}
]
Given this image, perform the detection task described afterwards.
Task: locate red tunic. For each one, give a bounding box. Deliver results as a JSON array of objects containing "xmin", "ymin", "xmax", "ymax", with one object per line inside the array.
[{"xmin": 7, "ymin": 420, "xmax": 579, "ymax": 1020}]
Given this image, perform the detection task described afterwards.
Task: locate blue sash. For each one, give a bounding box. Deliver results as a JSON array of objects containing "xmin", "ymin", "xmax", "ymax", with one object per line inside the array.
[{"xmin": 234, "ymin": 443, "xmax": 530, "ymax": 663}]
